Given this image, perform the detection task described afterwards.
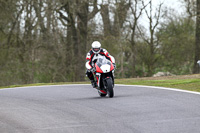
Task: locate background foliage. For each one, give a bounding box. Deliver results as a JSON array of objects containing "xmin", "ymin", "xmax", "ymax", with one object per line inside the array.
[{"xmin": 0, "ymin": 0, "xmax": 199, "ymax": 86}]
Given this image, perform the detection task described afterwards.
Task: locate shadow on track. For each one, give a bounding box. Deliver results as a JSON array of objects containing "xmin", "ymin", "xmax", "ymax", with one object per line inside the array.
[{"xmin": 72, "ymin": 94, "xmax": 134, "ymax": 101}]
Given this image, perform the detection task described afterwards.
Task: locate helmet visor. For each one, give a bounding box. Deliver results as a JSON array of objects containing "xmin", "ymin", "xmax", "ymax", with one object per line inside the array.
[{"xmin": 93, "ymin": 48, "xmax": 100, "ymax": 52}]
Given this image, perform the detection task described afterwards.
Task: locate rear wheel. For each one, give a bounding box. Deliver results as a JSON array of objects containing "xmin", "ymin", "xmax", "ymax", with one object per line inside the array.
[{"xmin": 106, "ymin": 78, "xmax": 114, "ymax": 98}]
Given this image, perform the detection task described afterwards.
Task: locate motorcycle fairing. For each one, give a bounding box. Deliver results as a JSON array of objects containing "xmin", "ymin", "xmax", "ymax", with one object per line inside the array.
[{"xmin": 95, "ymin": 64, "xmax": 103, "ymax": 73}]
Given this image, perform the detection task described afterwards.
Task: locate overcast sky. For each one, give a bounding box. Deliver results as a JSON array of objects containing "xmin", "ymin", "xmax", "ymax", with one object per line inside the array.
[
  {"xmin": 140, "ymin": 0, "xmax": 184, "ymax": 29},
  {"xmin": 160, "ymin": 0, "xmax": 183, "ymax": 11},
  {"xmin": 94, "ymin": 0, "xmax": 185, "ymax": 34}
]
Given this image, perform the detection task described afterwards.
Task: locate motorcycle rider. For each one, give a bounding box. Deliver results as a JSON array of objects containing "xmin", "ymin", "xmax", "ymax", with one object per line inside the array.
[{"xmin": 85, "ymin": 41, "xmax": 116, "ymax": 88}]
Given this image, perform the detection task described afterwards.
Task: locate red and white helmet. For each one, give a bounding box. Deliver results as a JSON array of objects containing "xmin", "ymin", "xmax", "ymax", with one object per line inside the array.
[{"xmin": 92, "ymin": 41, "xmax": 101, "ymax": 54}]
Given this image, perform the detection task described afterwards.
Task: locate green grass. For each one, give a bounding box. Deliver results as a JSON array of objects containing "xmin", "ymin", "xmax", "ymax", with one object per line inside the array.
[
  {"xmin": 0, "ymin": 74, "xmax": 200, "ymax": 92},
  {"xmin": 0, "ymin": 82, "xmax": 89, "ymax": 89},
  {"xmin": 115, "ymin": 76, "xmax": 200, "ymax": 92}
]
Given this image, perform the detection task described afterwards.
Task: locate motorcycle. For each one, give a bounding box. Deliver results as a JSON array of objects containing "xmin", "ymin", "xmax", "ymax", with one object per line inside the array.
[{"xmin": 93, "ymin": 56, "xmax": 115, "ymax": 98}]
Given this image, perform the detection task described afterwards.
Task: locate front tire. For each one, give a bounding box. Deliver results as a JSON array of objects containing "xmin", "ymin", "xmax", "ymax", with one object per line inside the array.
[
  {"xmin": 98, "ymin": 91, "xmax": 107, "ymax": 97},
  {"xmin": 106, "ymin": 78, "xmax": 114, "ymax": 98}
]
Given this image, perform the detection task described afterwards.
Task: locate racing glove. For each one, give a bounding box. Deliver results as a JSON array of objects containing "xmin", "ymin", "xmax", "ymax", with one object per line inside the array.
[{"xmin": 90, "ymin": 67, "xmax": 96, "ymax": 73}]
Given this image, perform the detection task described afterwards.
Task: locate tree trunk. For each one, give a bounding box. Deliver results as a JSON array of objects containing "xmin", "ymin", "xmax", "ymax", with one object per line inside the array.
[
  {"xmin": 100, "ymin": 4, "xmax": 112, "ymax": 36},
  {"xmin": 193, "ymin": 0, "xmax": 200, "ymax": 73},
  {"xmin": 129, "ymin": 0, "xmax": 147, "ymax": 77},
  {"xmin": 139, "ymin": 0, "xmax": 162, "ymax": 76},
  {"xmin": 77, "ymin": 0, "xmax": 89, "ymax": 81}
]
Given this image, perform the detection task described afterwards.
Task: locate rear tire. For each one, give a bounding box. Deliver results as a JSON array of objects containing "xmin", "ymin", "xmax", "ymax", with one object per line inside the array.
[{"xmin": 106, "ymin": 78, "xmax": 114, "ymax": 98}]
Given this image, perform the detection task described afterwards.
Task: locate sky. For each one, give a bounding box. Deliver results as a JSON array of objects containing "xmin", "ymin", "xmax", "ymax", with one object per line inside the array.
[
  {"xmin": 158, "ymin": 0, "xmax": 184, "ymax": 13},
  {"xmin": 139, "ymin": 0, "xmax": 185, "ymax": 29},
  {"xmin": 93, "ymin": 0, "xmax": 185, "ymax": 34}
]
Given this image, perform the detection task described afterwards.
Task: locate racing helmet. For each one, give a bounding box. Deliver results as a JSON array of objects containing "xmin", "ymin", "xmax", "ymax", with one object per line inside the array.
[{"xmin": 91, "ymin": 41, "xmax": 101, "ymax": 54}]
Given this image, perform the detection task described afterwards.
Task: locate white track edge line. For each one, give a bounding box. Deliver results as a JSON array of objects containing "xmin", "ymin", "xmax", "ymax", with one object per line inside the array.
[
  {"xmin": 0, "ymin": 84, "xmax": 200, "ymax": 95},
  {"xmin": 116, "ymin": 84, "xmax": 200, "ymax": 95}
]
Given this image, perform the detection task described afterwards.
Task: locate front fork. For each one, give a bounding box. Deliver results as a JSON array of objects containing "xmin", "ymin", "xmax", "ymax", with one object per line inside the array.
[{"xmin": 93, "ymin": 72, "xmax": 101, "ymax": 89}]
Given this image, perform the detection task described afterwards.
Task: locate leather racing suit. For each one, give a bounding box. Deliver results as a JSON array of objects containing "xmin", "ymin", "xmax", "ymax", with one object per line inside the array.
[{"xmin": 85, "ymin": 48, "xmax": 115, "ymax": 82}]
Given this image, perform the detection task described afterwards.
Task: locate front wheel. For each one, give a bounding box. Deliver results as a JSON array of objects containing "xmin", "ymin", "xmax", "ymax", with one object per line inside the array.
[
  {"xmin": 105, "ymin": 78, "xmax": 114, "ymax": 98},
  {"xmin": 98, "ymin": 91, "xmax": 107, "ymax": 97}
]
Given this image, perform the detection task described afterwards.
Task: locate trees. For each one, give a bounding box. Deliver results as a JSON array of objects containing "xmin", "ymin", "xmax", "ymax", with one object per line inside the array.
[
  {"xmin": 0, "ymin": 0, "xmax": 199, "ymax": 86},
  {"xmin": 100, "ymin": 0, "xmax": 130, "ymax": 78},
  {"xmin": 193, "ymin": 0, "xmax": 200, "ymax": 73},
  {"xmin": 127, "ymin": 0, "xmax": 147, "ymax": 77},
  {"xmin": 58, "ymin": 0, "xmax": 99, "ymax": 81},
  {"xmin": 157, "ymin": 15, "xmax": 195, "ymax": 74},
  {"xmin": 137, "ymin": 1, "xmax": 163, "ymax": 76},
  {"xmin": 183, "ymin": 0, "xmax": 200, "ymax": 73}
]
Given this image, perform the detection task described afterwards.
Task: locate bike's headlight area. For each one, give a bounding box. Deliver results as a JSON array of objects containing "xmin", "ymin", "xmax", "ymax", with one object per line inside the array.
[{"xmin": 100, "ymin": 64, "xmax": 110, "ymax": 73}]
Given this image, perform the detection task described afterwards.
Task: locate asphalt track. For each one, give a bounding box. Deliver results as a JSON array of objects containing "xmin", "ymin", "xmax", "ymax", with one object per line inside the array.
[{"xmin": 0, "ymin": 84, "xmax": 200, "ymax": 133}]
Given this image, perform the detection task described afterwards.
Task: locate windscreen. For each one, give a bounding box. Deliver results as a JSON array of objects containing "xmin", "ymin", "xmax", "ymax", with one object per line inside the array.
[{"xmin": 96, "ymin": 56, "xmax": 111, "ymax": 67}]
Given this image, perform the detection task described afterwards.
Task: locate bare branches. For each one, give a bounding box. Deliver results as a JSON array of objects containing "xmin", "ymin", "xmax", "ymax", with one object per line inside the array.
[
  {"xmin": 153, "ymin": 2, "xmax": 163, "ymax": 32},
  {"xmin": 127, "ymin": 0, "xmax": 148, "ymax": 44},
  {"xmin": 142, "ymin": 1, "xmax": 151, "ymax": 20},
  {"xmin": 137, "ymin": 0, "xmax": 164, "ymax": 76},
  {"xmin": 130, "ymin": 0, "xmax": 148, "ymax": 21},
  {"xmin": 184, "ymin": 0, "xmax": 196, "ymax": 18},
  {"xmin": 140, "ymin": 0, "xmax": 163, "ymax": 39},
  {"xmin": 88, "ymin": 0, "xmax": 99, "ymax": 20},
  {"xmin": 137, "ymin": 25, "xmax": 149, "ymax": 45},
  {"xmin": 57, "ymin": 11, "xmax": 69, "ymax": 26},
  {"xmin": 7, "ymin": 5, "xmax": 25, "ymax": 46}
]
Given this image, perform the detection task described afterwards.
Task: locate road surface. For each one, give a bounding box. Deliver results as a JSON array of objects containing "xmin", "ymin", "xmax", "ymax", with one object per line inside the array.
[{"xmin": 0, "ymin": 84, "xmax": 200, "ymax": 133}]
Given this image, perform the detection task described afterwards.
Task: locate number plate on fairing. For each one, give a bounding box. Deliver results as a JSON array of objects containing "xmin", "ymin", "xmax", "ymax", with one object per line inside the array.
[{"xmin": 100, "ymin": 64, "xmax": 111, "ymax": 73}]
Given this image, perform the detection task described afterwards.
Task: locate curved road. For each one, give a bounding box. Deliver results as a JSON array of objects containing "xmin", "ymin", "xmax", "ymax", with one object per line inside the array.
[{"xmin": 0, "ymin": 84, "xmax": 200, "ymax": 133}]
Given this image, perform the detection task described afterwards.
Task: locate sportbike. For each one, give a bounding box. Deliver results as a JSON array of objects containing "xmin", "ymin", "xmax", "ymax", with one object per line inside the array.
[{"xmin": 93, "ymin": 56, "xmax": 115, "ymax": 98}]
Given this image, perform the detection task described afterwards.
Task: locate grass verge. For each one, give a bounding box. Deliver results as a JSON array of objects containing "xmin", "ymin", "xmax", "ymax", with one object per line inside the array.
[
  {"xmin": 115, "ymin": 74, "xmax": 200, "ymax": 92},
  {"xmin": 0, "ymin": 74, "xmax": 200, "ymax": 92},
  {"xmin": 0, "ymin": 82, "xmax": 89, "ymax": 89}
]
